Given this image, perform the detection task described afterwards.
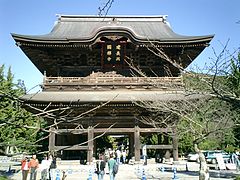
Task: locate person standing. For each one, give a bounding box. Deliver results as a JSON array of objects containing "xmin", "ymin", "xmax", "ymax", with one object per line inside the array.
[
  {"xmin": 41, "ymin": 155, "xmax": 50, "ymax": 180},
  {"xmin": 21, "ymin": 157, "xmax": 30, "ymax": 180},
  {"xmin": 29, "ymin": 154, "xmax": 39, "ymax": 180},
  {"xmin": 122, "ymin": 150, "xmax": 127, "ymax": 164},
  {"xmin": 116, "ymin": 149, "xmax": 121, "ymax": 164},
  {"xmin": 96, "ymin": 154, "xmax": 106, "ymax": 180},
  {"xmin": 48, "ymin": 154, "xmax": 57, "ymax": 180},
  {"xmin": 108, "ymin": 154, "xmax": 117, "ymax": 180}
]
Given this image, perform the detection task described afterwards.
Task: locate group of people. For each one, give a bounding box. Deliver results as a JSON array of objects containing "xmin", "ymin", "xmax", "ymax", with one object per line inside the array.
[
  {"xmin": 95, "ymin": 153, "xmax": 118, "ymax": 180},
  {"xmin": 21, "ymin": 149, "xmax": 126, "ymax": 180},
  {"xmin": 104, "ymin": 148, "xmax": 128, "ymax": 164},
  {"xmin": 95, "ymin": 148, "xmax": 128, "ymax": 180},
  {"xmin": 21, "ymin": 154, "xmax": 56, "ymax": 180}
]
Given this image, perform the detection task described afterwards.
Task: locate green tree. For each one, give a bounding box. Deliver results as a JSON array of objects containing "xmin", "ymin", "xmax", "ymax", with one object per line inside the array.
[{"xmin": 0, "ymin": 65, "xmax": 42, "ymax": 155}]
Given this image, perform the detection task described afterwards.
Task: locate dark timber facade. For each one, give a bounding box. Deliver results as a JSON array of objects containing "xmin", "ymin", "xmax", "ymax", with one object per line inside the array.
[{"xmin": 12, "ymin": 15, "xmax": 213, "ymax": 163}]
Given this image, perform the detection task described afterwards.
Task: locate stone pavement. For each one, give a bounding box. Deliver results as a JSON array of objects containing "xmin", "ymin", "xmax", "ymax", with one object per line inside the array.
[{"xmin": 2, "ymin": 161, "xmax": 240, "ymax": 180}]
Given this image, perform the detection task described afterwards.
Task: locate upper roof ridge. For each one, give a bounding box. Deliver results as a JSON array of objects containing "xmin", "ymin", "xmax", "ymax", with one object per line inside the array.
[{"xmin": 56, "ymin": 14, "xmax": 168, "ymax": 22}]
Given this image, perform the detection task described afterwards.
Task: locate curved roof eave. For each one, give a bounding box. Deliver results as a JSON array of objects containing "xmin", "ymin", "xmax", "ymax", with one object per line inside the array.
[
  {"xmin": 11, "ymin": 32, "xmax": 214, "ymax": 45},
  {"xmin": 12, "ymin": 15, "xmax": 214, "ymax": 45}
]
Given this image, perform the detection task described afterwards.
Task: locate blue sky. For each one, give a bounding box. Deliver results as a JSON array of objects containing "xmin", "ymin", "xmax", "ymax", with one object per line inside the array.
[{"xmin": 0, "ymin": 0, "xmax": 239, "ymax": 92}]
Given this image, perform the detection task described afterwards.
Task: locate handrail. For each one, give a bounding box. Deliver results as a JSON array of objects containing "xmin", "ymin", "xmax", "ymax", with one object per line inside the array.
[{"xmin": 44, "ymin": 76, "xmax": 183, "ymax": 85}]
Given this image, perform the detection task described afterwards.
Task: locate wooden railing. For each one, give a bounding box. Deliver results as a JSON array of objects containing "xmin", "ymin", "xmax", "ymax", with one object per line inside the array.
[
  {"xmin": 43, "ymin": 75, "xmax": 183, "ymax": 91},
  {"xmin": 44, "ymin": 76, "xmax": 182, "ymax": 84}
]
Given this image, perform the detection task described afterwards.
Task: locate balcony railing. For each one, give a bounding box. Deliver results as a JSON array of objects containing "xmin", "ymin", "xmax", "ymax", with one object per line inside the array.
[{"xmin": 43, "ymin": 72, "xmax": 184, "ymax": 91}]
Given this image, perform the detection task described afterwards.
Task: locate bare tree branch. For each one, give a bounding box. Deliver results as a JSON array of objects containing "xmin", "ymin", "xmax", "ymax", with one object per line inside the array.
[{"xmin": 98, "ymin": 0, "xmax": 114, "ymax": 17}]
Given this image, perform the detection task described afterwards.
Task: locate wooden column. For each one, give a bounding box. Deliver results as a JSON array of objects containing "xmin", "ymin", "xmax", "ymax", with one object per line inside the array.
[
  {"xmin": 87, "ymin": 126, "xmax": 94, "ymax": 164},
  {"xmin": 49, "ymin": 127, "xmax": 55, "ymax": 152},
  {"xmin": 156, "ymin": 133, "xmax": 162, "ymax": 156},
  {"xmin": 93, "ymin": 138, "xmax": 97, "ymax": 159},
  {"xmin": 134, "ymin": 126, "xmax": 140, "ymax": 161},
  {"xmin": 172, "ymin": 127, "xmax": 179, "ymax": 161},
  {"xmin": 157, "ymin": 133, "xmax": 162, "ymax": 144},
  {"xmin": 129, "ymin": 133, "xmax": 134, "ymax": 160}
]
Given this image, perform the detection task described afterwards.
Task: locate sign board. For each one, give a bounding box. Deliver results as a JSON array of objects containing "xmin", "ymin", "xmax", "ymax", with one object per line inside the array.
[
  {"xmin": 142, "ymin": 145, "xmax": 147, "ymax": 156},
  {"xmin": 101, "ymin": 41, "xmax": 126, "ymax": 69},
  {"xmin": 215, "ymin": 153, "xmax": 226, "ymax": 170}
]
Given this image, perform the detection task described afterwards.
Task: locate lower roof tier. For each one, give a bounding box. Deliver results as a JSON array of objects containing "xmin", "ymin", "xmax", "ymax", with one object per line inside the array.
[
  {"xmin": 20, "ymin": 90, "xmax": 204, "ymax": 103},
  {"xmin": 21, "ymin": 90, "xmax": 206, "ymax": 127}
]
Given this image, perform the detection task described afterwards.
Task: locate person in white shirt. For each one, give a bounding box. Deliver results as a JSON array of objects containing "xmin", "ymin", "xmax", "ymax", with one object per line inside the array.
[
  {"xmin": 122, "ymin": 150, "xmax": 127, "ymax": 164},
  {"xmin": 41, "ymin": 155, "xmax": 51, "ymax": 180},
  {"xmin": 116, "ymin": 149, "xmax": 121, "ymax": 164}
]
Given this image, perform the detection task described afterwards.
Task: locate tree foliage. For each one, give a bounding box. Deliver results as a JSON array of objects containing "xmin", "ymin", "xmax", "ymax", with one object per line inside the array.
[
  {"xmin": 181, "ymin": 51, "xmax": 240, "ymax": 150},
  {"xmin": 227, "ymin": 53, "xmax": 240, "ymax": 98},
  {"xmin": 135, "ymin": 49, "xmax": 240, "ymax": 156},
  {"xmin": 0, "ymin": 65, "xmax": 43, "ymax": 154},
  {"xmin": 178, "ymin": 97, "xmax": 238, "ymax": 152}
]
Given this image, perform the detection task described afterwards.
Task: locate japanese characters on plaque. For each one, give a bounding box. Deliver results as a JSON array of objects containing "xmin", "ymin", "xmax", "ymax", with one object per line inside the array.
[{"xmin": 103, "ymin": 42, "xmax": 125, "ymax": 65}]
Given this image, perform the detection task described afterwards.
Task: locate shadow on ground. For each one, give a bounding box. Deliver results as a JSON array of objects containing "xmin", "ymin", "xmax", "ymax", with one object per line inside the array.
[{"xmin": 163, "ymin": 169, "xmax": 238, "ymax": 179}]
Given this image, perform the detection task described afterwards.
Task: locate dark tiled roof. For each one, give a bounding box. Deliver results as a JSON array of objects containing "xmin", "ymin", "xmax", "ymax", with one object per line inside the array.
[
  {"xmin": 20, "ymin": 90, "xmax": 204, "ymax": 103},
  {"xmin": 12, "ymin": 15, "xmax": 214, "ymax": 44}
]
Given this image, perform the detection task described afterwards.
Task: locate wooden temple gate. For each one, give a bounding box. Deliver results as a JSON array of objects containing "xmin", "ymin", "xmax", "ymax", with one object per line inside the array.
[
  {"xmin": 49, "ymin": 127, "xmax": 178, "ymax": 162},
  {"xmin": 12, "ymin": 15, "xmax": 213, "ymax": 163},
  {"xmin": 42, "ymin": 72, "xmax": 182, "ymax": 162}
]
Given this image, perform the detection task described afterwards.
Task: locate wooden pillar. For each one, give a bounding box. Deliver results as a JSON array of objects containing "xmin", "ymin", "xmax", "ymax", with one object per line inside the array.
[
  {"xmin": 134, "ymin": 126, "xmax": 140, "ymax": 161},
  {"xmin": 172, "ymin": 127, "xmax": 179, "ymax": 161},
  {"xmin": 163, "ymin": 134, "xmax": 169, "ymax": 144},
  {"xmin": 157, "ymin": 133, "xmax": 162, "ymax": 144},
  {"xmin": 129, "ymin": 133, "xmax": 134, "ymax": 160},
  {"xmin": 157, "ymin": 133, "xmax": 162, "ymax": 155},
  {"xmin": 93, "ymin": 138, "xmax": 97, "ymax": 159},
  {"xmin": 49, "ymin": 127, "xmax": 55, "ymax": 152},
  {"xmin": 87, "ymin": 126, "xmax": 94, "ymax": 164}
]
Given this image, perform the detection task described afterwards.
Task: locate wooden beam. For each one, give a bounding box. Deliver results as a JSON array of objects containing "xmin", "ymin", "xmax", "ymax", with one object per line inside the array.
[
  {"xmin": 54, "ymin": 145, "xmax": 88, "ymax": 151},
  {"xmin": 142, "ymin": 145, "xmax": 173, "ymax": 149},
  {"xmin": 56, "ymin": 128, "xmax": 171, "ymax": 134},
  {"xmin": 94, "ymin": 128, "xmax": 134, "ymax": 133},
  {"xmin": 57, "ymin": 129, "xmax": 88, "ymax": 134},
  {"xmin": 140, "ymin": 128, "xmax": 171, "ymax": 133}
]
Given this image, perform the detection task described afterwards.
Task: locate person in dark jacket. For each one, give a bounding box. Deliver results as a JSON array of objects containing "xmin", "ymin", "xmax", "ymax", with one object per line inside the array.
[
  {"xmin": 96, "ymin": 154, "xmax": 106, "ymax": 180},
  {"xmin": 48, "ymin": 154, "xmax": 57, "ymax": 180}
]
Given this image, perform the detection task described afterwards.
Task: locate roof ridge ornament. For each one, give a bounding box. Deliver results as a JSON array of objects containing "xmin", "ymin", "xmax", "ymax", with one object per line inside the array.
[
  {"xmin": 162, "ymin": 15, "xmax": 168, "ymax": 24},
  {"xmin": 108, "ymin": 17, "xmax": 120, "ymax": 25}
]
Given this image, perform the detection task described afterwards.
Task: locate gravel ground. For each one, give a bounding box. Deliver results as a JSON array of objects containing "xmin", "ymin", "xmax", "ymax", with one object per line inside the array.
[{"xmin": 1, "ymin": 161, "xmax": 239, "ymax": 180}]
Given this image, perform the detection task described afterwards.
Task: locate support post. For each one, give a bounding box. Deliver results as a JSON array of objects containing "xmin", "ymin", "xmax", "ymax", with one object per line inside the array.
[
  {"xmin": 134, "ymin": 126, "xmax": 140, "ymax": 161},
  {"xmin": 129, "ymin": 133, "xmax": 134, "ymax": 161},
  {"xmin": 87, "ymin": 126, "xmax": 94, "ymax": 164},
  {"xmin": 163, "ymin": 135, "xmax": 170, "ymax": 161},
  {"xmin": 49, "ymin": 127, "xmax": 55, "ymax": 152},
  {"xmin": 172, "ymin": 127, "xmax": 179, "ymax": 161}
]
